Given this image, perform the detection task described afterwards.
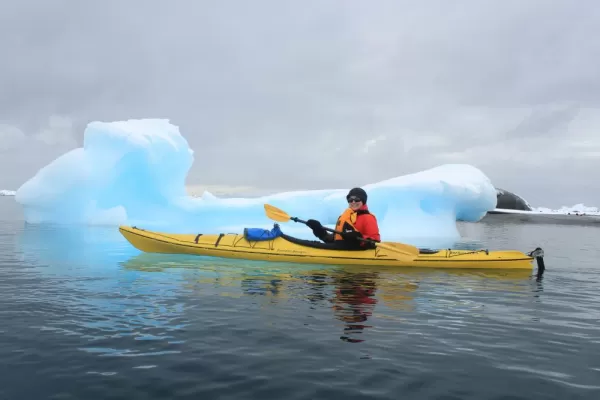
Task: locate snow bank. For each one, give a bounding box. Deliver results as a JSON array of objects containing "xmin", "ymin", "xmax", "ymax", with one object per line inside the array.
[
  {"xmin": 15, "ymin": 119, "xmax": 497, "ymax": 246},
  {"xmin": 532, "ymin": 204, "xmax": 600, "ymax": 215}
]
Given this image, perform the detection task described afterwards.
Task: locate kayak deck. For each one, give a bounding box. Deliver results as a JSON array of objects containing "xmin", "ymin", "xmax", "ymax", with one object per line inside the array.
[{"xmin": 118, "ymin": 225, "xmax": 544, "ymax": 271}]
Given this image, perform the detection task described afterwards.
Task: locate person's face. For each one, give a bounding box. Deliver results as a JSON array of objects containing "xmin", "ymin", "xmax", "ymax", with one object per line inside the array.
[{"xmin": 348, "ymin": 196, "xmax": 363, "ymax": 211}]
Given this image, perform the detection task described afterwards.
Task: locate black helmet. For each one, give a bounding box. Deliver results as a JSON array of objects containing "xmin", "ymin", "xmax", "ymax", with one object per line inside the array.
[{"xmin": 346, "ymin": 187, "xmax": 367, "ymax": 203}]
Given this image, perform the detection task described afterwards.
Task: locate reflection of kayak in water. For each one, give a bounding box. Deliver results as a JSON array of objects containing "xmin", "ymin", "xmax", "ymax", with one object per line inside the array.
[{"xmin": 119, "ymin": 225, "xmax": 545, "ymax": 272}]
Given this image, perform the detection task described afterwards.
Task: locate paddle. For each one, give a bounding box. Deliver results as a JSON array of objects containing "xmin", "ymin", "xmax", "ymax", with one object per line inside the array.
[{"xmin": 263, "ymin": 204, "xmax": 420, "ymax": 261}]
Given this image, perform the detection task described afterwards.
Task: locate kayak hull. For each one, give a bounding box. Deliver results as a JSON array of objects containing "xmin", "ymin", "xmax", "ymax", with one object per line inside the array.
[{"xmin": 118, "ymin": 225, "xmax": 538, "ymax": 271}]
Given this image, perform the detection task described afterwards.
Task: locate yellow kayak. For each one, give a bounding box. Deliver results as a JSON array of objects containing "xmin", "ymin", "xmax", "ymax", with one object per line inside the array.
[{"xmin": 118, "ymin": 225, "xmax": 545, "ymax": 272}]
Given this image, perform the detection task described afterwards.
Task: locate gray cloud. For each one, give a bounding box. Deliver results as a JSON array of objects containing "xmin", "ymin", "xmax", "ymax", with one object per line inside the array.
[{"xmin": 1, "ymin": 0, "xmax": 599, "ymax": 208}]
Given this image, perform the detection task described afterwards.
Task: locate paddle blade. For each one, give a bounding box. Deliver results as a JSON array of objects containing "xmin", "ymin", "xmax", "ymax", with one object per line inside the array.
[
  {"xmin": 375, "ymin": 241, "xmax": 420, "ymax": 260},
  {"xmin": 264, "ymin": 204, "xmax": 291, "ymax": 223}
]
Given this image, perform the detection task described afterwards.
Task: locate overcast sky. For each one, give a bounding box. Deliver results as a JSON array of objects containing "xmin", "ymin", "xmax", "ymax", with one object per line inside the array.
[{"xmin": 1, "ymin": 0, "xmax": 599, "ymax": 208}]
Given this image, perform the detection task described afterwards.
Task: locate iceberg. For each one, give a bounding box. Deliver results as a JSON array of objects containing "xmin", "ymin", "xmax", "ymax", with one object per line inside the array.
[
  {"xmin": 15, "ymin": 119, "xmax": 497, "ymax": 247},
  {"xmin": 0, "ymin": 190, "xmax": 16, "ymax": 196}
]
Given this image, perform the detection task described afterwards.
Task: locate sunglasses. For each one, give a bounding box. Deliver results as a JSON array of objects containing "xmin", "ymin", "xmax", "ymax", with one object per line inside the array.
[{"xmin": 347, "ymin": 197, "xmax": 362, "ymax": 203}]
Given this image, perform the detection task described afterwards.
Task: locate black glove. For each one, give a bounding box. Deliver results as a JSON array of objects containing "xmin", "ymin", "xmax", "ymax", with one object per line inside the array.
[
  {"xmin": 341, "ymin": 230, "xmax": 363, "ymax": 242},
  {"xmin": 362, "ymin": 240, "xmax": 377, "ymax": 249},
  {"xmin": 306, "ymin": 219, "xmax": 322, "ymax": 230},
  {"xmin": 306, "ymin": 219, "xmax": 326, "ymax": 239}
]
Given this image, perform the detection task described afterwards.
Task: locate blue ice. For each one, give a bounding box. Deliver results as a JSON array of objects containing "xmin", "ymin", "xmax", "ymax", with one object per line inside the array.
[{"xmin": 15, "ymin": 119, "xmax": 497, "ymax": 247}]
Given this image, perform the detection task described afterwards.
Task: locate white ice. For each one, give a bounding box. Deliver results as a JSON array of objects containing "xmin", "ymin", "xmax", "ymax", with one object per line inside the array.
[
  {"xmin": 14, "ymin": 119, "xmax": 498, "ymax": 247},
  {"xmin": 495, "ymin": 204, "xmax": 600, "ymax": 217},
  {"xmin": 532, "ymin": 204, "xmax": 600, "ymax": 215},
  {"xmin": 0, "ymin": 190, "xmax": 16, "ymax": 196}
]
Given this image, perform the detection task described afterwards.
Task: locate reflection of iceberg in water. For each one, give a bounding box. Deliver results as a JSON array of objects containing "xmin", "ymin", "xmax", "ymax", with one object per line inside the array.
[
  {"xmin": 14, "ymin": 223, "xmax": 189, "ymax": 358},
  {"xmin": 15, "ymin": 222, "xmax": 138, "ymax": 274}
]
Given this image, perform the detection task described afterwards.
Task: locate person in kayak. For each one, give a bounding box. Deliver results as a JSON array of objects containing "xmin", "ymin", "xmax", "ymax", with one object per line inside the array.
[{"xmin": 305, "ymin": 187, "xmax": 381, "ymax": 249}]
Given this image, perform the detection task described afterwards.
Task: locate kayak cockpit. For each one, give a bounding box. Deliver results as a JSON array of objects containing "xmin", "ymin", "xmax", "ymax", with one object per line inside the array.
[
  {"xmin": 278, "ymin": 232, "xmax": 371, "ymax": 251},
  {"xmin": 244, "ymin": 223, "xmax": 372, "ymax": 251},
  {"xmin": 244, "ymin": 223, "xmax": 435, "ymax": 253},
  {"xmin": 279, "ymin": 233, "xmax": 443, "ymax": 254}
]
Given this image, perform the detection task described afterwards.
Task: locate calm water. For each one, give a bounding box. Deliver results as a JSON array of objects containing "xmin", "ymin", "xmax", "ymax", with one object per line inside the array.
[{"xmin": 1, "ymin": 197, "xmax": 600, "ymax": 399}]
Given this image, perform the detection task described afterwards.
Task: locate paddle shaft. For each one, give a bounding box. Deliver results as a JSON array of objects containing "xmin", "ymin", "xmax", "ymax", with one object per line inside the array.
[{"xmin": 290, "ymin": 216, "xmax": 380, "ymax": 246}]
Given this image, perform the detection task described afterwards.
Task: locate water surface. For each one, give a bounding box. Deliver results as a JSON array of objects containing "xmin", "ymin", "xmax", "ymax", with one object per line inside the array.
[{"xmin": 1, "ymin": 197, "xmax": 599, "ymax": 399}]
